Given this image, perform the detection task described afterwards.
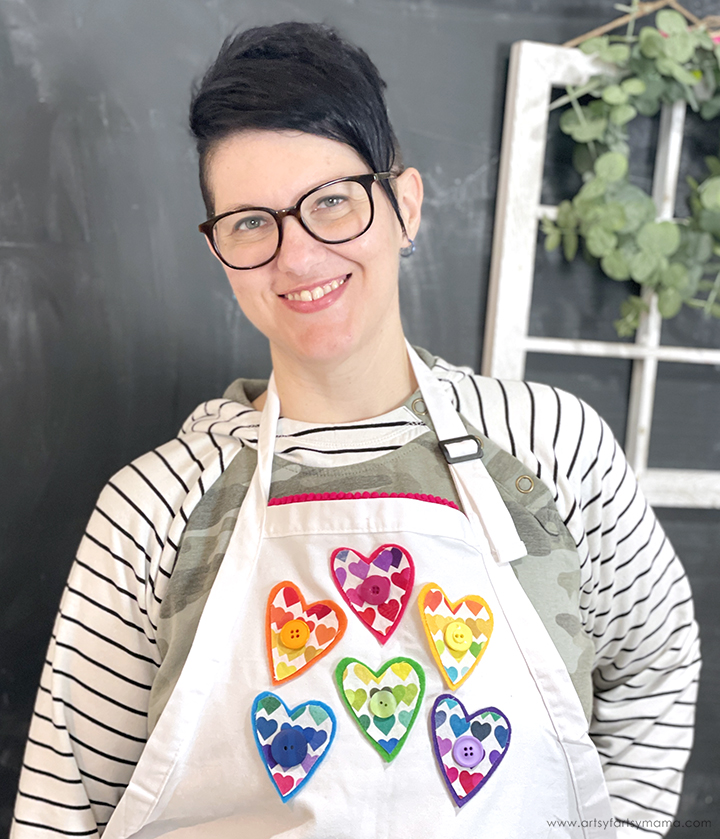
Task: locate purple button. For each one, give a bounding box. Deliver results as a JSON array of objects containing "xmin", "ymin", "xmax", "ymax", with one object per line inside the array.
[
  {"xmin": 357, "ymin": 575, "xmax": 390, "ymax": 605},
  {"xmin": 452, "ymin": 735, "xmax": 484, "ymax": 768}
]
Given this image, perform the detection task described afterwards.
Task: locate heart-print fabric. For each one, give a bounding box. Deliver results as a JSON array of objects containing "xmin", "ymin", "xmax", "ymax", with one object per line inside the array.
[
  {"xmin": 252, "ymin": 692, "xmax": 336, "ymax": 802},
  {"xmin": 418, "ymin": 583, "xmax": 493, "ymax": 689},
  {"xmin": 266, "ymin": 581, "xmax": 346, "ymax": 684},
  {"xmin": 335, "ymin": 656, "xmax": 425, "ymax": 762},
  {"xmin": 431, "ymin": 695, "xmax": 511, "ymax": 807},
  {"xmin": 330, "ymin": 544, "xmax": 415, "ymax": 644}
]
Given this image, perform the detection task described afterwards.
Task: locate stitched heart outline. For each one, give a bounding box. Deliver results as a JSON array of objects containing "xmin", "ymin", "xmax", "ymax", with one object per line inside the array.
[
  {"xmin": 418, "ymin": 583, "xmax": 493, "ymax": 690},
  {"xmin": 330, "ymin": 544, "xmax": 415, "ymax": 644},
  {"xmin": 431, "ymin": 695, "xmax": 511, "ymax": 807},
  {"xmin": 335, "ymin": 656, "xmax": 425, "ymax": 762},
  {"xmin": 266, "ymin": 581, "xmax": 347, "ymax": 685},
  {"xmin": 252, "ymin": 692, "xmax": 337, "ymax": 802}
]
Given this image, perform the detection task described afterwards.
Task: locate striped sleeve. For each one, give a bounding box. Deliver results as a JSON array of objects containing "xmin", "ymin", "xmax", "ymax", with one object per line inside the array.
[
  {"xmin": 11, "ymin": 416, "xmax": 243, "ymax": 838},
  {"xmin": 447, "ymin": 366, "xmax": 700, "ymax": 837}
]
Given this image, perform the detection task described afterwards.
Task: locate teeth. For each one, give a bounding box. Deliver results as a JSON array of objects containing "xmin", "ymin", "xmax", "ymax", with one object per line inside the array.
[{"xmin": 285, "ymin": 276, "xmax": 346, "ymax": 302}]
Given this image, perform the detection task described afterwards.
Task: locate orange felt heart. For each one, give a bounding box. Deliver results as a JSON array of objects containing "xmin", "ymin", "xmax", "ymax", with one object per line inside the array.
[{"xmin": 266, "ymin": 581, "xmax": 347, "ymax": 685}]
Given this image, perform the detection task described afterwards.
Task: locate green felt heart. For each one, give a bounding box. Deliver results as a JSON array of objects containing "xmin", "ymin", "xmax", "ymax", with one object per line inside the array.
[
  {"xmin": 435, "ymin": 639, "xmax": 445, "ymax": 656},
  {"xmin": 469, "ymin": 641, "xmax": 483, "ymax": 657},
  {"xmin": 335, "ymin": 656, "xmax": 426, "ymax": 763},
  {"xmin": 308, "ymin": 704, "xmax": 329, "ymax": 725},
  {"xmin": 258, "ymin": 695, "xmax": 281, "ymax": 714},
  {"xmin": 373, "ymin": 714, "xmax": 396, "ymax": 736}
]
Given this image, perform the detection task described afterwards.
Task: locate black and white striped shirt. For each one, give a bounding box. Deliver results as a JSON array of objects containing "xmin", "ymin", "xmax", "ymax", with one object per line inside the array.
[{"xmin": 11, "ymin": 352, "xmax": 700, "ymax": 838}]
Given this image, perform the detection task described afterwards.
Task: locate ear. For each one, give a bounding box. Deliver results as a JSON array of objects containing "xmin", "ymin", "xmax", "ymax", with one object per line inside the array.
[{"xmin": 394, "ymin": 167, "xmax": 423, "ymax": 242}]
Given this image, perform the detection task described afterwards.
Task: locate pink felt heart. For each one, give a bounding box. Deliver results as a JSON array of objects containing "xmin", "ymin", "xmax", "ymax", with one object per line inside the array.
[{"xmin": 330, "ymin": 544, "xmax": 415, "ymax": 644}]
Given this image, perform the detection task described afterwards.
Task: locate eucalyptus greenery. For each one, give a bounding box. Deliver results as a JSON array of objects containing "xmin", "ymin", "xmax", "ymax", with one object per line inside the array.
[{"xmin": 542, "ymin": 7, "xmax": 720, "ymax": 336}]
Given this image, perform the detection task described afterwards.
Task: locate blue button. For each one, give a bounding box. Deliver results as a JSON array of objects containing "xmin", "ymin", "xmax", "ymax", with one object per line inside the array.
[
  {"xmin": 270, "ymin": 728, "xmax": 308, "ymax": 768},
  {"xmin": 452, "ymin": 735, "xmax": 484, "ymax": 768}
]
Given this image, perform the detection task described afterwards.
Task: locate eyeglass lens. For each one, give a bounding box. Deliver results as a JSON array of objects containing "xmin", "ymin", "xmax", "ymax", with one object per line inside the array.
[{"xmin": 212, "ymin": 178, "xmax": 373, "ymax": 269}]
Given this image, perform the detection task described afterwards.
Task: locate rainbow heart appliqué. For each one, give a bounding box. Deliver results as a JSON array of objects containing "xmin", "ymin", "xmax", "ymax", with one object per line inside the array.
[
  {"xmin": 335, "ymin": 656, "xmax": 425, "ymax": 762},
  {"xmin": 330, "ymin": 544, "xmax": 415, "ymax": 643},
  {"xmin": 418, "ymin": 583, "xmax": 493, "ymax": 689},
  {"xmin": 252, "ymin": 692, "xmax": 336, "ymax": 802},
  {"xmin": 266, "ymin": 581, "xmax": 347, "ymax": 684},
  {"xmin": 431, "ymin": 695, "xmax": 510, "ymax": 807}
]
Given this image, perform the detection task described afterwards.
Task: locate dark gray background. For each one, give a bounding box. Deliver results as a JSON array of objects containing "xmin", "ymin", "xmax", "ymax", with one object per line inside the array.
[{"xmin": 1, "ymin": 0, "xmax": 718, "ymax": 834}]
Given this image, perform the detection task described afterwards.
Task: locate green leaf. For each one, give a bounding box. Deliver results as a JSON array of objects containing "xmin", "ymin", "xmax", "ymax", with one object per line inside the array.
[
  {"xmin": 705, "ymin": 157, "xmax": 720, "ymax": 178},
  {"xmin": 602, "ymin": 84, "xmax": 628, "ymax": 105},
  {"xmin": 579, "ymin": 36, "xmax": 609, "ymax": 55},
  {"xmin": 614, "ymin": 295, "xmax": 648, "ymax": 336},
  {"xmin": 570, "ymin": 119, "xmax": 608, "ymax": 143},
  {"xmin": 544, "ymin": 230, "xmax": 561, "ymax": 251},
  {"xmin": 604, "ymin": 44, "xmax": 631, "ymax": 65},
  {"xmin": 630, "ymin": 250, "xmax": 662, "ymax": 283},
  {"xmin": 572, "ymin": 143, "xmax": 597, "ymax": 176},
  {"xmin": 699, "ymin": 176, "xmax": 720, "ymax": 212},
  {"xmin": 556, "ymin": 200, "xmax": 578, "ymax": 230},
  {"xmin": 656, "ymin": 57, "xmax": 702, "ymax": 87},
  {"xmin": 659, "ymin": 262, "xmax": 689, "ymax": 290},
  {"xmin": 586, "ymin": 225, "xmax": 617, "ymax": 257},
  {"xmin": 559, "ymin": 108, "xmax": 580, "ymax": 134},
  {"xmin": 610, "ymin": 103, "xmax": 637, "ymax": 125},
  {"xmin": 637, "ymin": 221, "xmax": 681, "ymax": 256},
  {"xmin": 635, "ymin": 96, "xmax": 661, "ymax": 117},
  {"xmin": 601, "ymin": 248, "xmax": 631, "ymax": 280},
  {"xmin": 596, "ymin": 202, "xmax": 627, "ymax": 232},
  {"xmin": 639, "ymin": 26, "xmax": 666, "ymax": 58},
  {"xmin": 621, "ymin": 77, "xmax": 646, "ymax": 96},
  {"xmin": 664, "ymin": 31, "xmax": 695, "ymax": 64},
  {"xmin": 656, "ymin": 9, "xmax": 688, "ymax": 36},
  {"xmin": 563, "ymin": 231, "xmax": 579, "ymax": 261},
  {"xmin": 698, "ymin": 209, "xmax": 720, "ymax": 237},
  {"xmin": 576, "ymin": 176, "xmax": 608, "ymax": 203},
  {"xmin": 594, "ymin": 152, "xmax": 628, "ymax": 182},
  {"xmin": 701, "ymin": 96, "xmax": 720, "ymax": 120},
  {"xmin": 657, "ymin": 287, "xmax": 683, "ymax": 318}
]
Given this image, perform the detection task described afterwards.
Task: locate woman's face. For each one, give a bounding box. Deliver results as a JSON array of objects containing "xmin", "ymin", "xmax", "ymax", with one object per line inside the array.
[{"xmin": 205, "ymin": 130, "xmax": 422, "ymax": 367}]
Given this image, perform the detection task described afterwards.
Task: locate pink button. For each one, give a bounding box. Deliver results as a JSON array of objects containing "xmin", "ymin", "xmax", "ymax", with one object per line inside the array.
[{"xmin": 357, "ymin": 575, "xmax": 390, "ymax": 605}]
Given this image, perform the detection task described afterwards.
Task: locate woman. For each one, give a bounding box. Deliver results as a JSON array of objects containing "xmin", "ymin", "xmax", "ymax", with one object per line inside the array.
[{"xmin": 12, "ymin": 21, "xmax": 699, "ymax": 839}]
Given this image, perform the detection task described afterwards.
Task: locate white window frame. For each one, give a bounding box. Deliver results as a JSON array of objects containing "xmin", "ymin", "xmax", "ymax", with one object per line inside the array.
[{"xmin": 482, "ymin": 40, "xmax": 720, "ymax": 509}]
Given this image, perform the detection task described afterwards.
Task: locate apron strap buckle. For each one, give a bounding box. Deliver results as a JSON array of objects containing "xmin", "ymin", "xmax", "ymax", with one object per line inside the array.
[{"xmin": 438, "ymin": 435, "xmax": 484, "ymax": 464}]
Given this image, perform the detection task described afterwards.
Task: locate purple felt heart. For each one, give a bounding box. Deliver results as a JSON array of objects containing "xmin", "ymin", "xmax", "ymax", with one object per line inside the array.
[
  {"xmin": 431, "ymin": 695, "xmax": 511, "ymax": 808},
  {"xmin": 373, "ymin": 549, "xmax": 394, "ymax": 572},
  {"xmin": 348, "ymin": 560, "xmax": 369, "ymax": 580}
]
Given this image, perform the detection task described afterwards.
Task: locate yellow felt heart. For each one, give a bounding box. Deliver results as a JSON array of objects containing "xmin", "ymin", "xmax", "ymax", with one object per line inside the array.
[{"xmin": 418, "ymin": 582, "xmax": 494, "ymax": 690}]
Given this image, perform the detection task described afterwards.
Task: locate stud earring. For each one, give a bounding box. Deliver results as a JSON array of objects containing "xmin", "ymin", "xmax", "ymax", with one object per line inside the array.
[{"xmin": 400, "ymin": 238, "xmax": 416, "ymax": 258}]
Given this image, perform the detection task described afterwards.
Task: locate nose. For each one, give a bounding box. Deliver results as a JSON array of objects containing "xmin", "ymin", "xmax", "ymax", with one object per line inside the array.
[{"xmin": 275, "ymin": 215, "xmax": 330, "ymax": 275}]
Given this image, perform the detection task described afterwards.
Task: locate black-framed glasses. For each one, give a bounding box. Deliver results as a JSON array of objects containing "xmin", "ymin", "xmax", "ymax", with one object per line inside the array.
[{"xmin": 199, "ymin": 172, "xmax": 394, "ymax": 270}]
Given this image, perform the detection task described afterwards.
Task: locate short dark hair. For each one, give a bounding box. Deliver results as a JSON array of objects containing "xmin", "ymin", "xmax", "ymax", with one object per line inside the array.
[{"xmin": 189, "ymin": 21, "xmax": 405, "ymax": 228}]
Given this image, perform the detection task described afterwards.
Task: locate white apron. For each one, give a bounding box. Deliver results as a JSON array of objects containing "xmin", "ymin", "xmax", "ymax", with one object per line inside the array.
[{"xmin": 103, "ymin": 346, "xmax": 616, "ymax": 839}]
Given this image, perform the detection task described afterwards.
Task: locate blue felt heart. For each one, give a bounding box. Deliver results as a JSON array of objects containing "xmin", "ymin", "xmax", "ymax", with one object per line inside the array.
[
  {"xmin": 450, "ymin": 713, "xmax": 470, "ymax": 737},
  {"xmin": 445, "ymin": 666, "xmax": 458, "ymax": 682},
  {"xmin": 434, "ymin": 709, "xmax": 447, "ymax": 727},
  {"xmin": 471, "ymin": 721, "xmax": 492, "ymax": 742}
]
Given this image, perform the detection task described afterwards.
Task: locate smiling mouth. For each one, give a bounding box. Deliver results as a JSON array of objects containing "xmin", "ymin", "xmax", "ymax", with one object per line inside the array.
[{"xmin": 281, "ymin": 275, "xmax": 349, "ymax": 302}]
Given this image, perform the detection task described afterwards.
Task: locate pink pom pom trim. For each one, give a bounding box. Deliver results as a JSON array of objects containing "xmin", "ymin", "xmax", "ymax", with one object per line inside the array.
[{"xmin": 268, "ymin": 491, "xmax": 459, "ymax": 509}]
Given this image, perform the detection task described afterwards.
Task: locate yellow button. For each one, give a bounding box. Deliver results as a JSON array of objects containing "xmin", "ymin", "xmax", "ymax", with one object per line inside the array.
[
  {"xmin": 444, "ymin": 620, "xmax": 473, "ymax": 652},
  {"xmin": 279, "ymin": 619, "xmax": 310, "ymax": 650}
]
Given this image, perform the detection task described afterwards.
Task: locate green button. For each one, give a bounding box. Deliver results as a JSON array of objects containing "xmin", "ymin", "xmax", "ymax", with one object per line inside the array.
[{"xmin": 369, "ymin": 690, "xmax": 397, "ymax": 719}]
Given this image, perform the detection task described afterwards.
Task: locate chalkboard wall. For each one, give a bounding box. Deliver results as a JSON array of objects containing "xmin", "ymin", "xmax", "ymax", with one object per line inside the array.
[{"xmin": 1, "ymin": 0, "xmax": 718, "ymax": 835}]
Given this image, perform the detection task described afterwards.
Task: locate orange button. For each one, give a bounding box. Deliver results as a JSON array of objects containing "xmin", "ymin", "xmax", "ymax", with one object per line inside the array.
[{"xmin": 279, "ymin": 619, "xmax": 310, "ymax": 649}]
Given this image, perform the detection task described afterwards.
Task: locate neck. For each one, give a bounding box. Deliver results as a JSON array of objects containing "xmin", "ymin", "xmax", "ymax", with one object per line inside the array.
[{"xmin": 260, "ymin": 332, "xmax": 417, "ymax": 423}]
